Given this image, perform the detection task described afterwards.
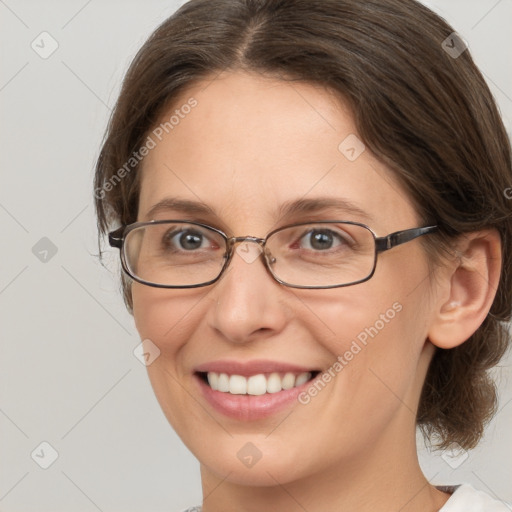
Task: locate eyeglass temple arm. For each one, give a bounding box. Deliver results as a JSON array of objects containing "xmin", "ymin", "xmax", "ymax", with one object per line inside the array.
[
  {"xmin": 375, "ymin": 225, "xmax": 438, "ymax": 252},
  {"xmin": 108, "ymin": 226, "xmax": 125, "ymax": 249}
]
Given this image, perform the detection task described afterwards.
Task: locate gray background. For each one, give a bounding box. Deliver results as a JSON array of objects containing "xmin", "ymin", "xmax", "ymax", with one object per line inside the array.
[{"xmin": 0, "ymin": 1, "xmax": 511, "ymax": 511}]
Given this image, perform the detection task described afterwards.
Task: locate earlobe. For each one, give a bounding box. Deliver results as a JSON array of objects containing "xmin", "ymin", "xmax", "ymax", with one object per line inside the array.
[{"xmin": 427, "ymin": 229, "xmax": 501, "ymax": 350}]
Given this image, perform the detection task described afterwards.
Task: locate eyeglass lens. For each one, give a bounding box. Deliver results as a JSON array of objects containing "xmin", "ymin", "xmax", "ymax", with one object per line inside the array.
[{"xmin": 122, "ymin": 221, "xmax": 376, "ymax": 288}]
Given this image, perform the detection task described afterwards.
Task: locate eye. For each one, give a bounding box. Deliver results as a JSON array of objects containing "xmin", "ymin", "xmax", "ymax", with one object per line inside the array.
[
  {"xmin": 164, "ymin": 228, "xmax": 214, "ymax": 251},
  {"xmin": 297, "ymin": 228, "xmax": 348, "ymax": 251}
]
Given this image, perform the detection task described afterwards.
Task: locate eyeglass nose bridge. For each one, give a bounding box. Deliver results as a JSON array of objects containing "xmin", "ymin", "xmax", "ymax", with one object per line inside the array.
[
  {"xmin": 227, "ymin": 235, "xmax": 265, "ymax": 246},
  {"xmin": 225, "ymin": 235, "xmax": 276, "ymax": 265},
  {"xmin": 226, "ymin": 235, "xmax": 265, "ymax": 255}
]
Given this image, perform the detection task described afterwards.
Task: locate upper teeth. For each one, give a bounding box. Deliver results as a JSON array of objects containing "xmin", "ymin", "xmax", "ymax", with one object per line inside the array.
[{"xmin": 206, "ymin": 371, "xmax": 312, "ymax": 395}]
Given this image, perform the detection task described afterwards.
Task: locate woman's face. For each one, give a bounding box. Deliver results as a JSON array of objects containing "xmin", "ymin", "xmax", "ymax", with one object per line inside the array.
[{"xmin": 132, "ymin": 71, "xmax": 438, "ymax": 485}]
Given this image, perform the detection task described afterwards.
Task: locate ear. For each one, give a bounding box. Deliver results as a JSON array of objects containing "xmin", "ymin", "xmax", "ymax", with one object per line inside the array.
[{"xmin": 427, "ymin": 229, "xmax": 502, "ymax": 349}]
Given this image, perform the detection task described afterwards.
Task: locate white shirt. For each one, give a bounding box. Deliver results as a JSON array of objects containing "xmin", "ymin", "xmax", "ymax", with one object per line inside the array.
[
  {"xmin": 438, "ymin": 483, "xmax": 511, "ymax": 511},
  {"xmin": 182, "ymin": 483, "xmax": 512, "ymax": 511}
]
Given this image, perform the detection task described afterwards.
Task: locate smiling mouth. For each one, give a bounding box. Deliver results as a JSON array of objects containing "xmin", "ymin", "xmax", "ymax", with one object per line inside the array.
[{"xmin": 197, "ymin": 370, "xmax": 320, "ymax": 395}]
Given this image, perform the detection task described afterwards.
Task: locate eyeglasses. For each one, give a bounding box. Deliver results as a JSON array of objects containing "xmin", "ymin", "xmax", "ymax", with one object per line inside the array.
[{"xmin": 108, "ymin": 220, "xmax": 438, "ymax": 289}]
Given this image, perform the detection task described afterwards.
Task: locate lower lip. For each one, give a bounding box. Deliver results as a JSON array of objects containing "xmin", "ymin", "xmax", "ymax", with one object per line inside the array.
[{"xmin": 194, "ymin": 373, "xmax": 315, "ymax": 421}]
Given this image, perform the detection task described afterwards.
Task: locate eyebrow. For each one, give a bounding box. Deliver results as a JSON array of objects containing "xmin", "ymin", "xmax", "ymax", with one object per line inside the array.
[
  {"xmin": 276, "ymin": 197, "xmax": 373, "ymax": 223},
  {"xmin": 144, "ymin": 196, "xmax": 373, "ymax": 225},
  {"xmin": 145, "ymin": 197, "xmax": 216, "ymax": 220}
]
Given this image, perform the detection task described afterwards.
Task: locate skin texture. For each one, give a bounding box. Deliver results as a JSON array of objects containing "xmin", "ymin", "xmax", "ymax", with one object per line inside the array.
[{"xmin": 131, "ymin": 71, "xmax": 501, "ymax": 512}]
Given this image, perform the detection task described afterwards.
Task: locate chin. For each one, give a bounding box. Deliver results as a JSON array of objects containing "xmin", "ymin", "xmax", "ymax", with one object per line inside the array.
[{"xmin": 199, "ymin": 453, "xmax": 308, "ymax": 487}]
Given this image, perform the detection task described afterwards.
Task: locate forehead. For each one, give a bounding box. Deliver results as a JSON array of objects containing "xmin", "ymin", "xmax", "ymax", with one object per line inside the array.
[{"xmin": 137, "ymin": 71, "xmax": 418, "ymax": 235}]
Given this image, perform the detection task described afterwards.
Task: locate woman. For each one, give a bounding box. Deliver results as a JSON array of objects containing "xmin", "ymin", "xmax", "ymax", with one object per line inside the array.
[{"xmin": 94, "ymin": 0, "xmax": 512, "ymax": 510}]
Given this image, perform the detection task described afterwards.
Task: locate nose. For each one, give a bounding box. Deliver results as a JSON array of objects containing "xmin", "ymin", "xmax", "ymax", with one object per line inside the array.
[{"xmin": 207, "ymin": 239, "xmax": 288, "ymax": 344}]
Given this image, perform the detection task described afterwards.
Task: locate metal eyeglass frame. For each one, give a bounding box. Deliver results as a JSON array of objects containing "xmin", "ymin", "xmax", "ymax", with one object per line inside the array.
[{"xmin": 108, "ymin": 220, "xmax": 438, "ymax": 289}]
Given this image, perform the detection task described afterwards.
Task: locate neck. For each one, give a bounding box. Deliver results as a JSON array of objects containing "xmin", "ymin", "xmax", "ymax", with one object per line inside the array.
[{"xmin": 199, "ymin": 420, "xmax": 451, "ymax": 512}]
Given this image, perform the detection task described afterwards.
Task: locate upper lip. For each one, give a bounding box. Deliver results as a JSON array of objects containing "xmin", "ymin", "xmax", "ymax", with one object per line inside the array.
[{"xmin": 194, "ymin": 359, "xmax": 319, "ymax": 377}]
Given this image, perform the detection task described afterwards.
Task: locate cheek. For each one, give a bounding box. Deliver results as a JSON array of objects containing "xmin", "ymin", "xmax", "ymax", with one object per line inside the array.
[
  {"xmin": 297, "ymin": 261, "xmax": 430, "ymax": 419},
  {"xmin": 318, "ymin": 247, "xmax": 431, "ymax": 356},
  {"xmin": 132, "ymin": 284, "xmax": 208, "ymax": 351},
  {"xmin": 298, "ymin": 276, "xmax": 409, "ymax": 361},
  {"xmin": 131, "ymin": 285, "xmax": 199, "ymax": 404},
  {"xmin": 289, "ymin": 297, "xmax": 422, "ymax": 464},
  {"xmin": 131, "ymin": 284, "xmax": 210, "ymax": 432}
]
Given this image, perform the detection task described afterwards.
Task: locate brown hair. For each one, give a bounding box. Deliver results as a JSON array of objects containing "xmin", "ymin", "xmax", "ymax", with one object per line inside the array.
[{"xmin": 94, "ymin": 0, "xmax": 512, "ymax": 450}]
